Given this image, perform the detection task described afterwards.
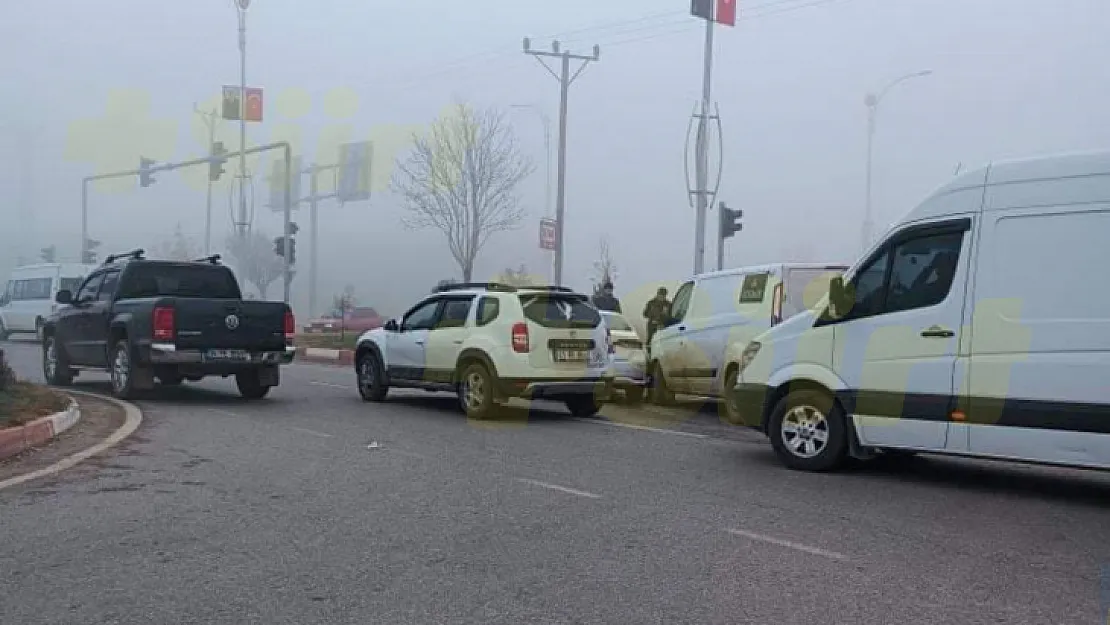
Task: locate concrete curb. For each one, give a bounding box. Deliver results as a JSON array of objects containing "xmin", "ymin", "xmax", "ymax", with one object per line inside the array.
[
  {"xmin": 296, "ymin": 347, "xmax": 354, "ymax": 366},
  {"xmin": 0, "ymin": 399, "xmax": 81, "ymax": 461},
  {"xmin": 0, "ymin": 390, "xmax": 143, "ymax": 491}
]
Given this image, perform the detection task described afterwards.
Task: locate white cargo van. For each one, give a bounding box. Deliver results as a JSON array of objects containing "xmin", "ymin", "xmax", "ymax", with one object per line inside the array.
[
  {"xmin": 731, "ymin": 150, "xmax": 1110, "ymax": 472},
  {"xmin": 0, "ymin": 263, "xmax": 96, "ymax": 341},
  {"xmin": 648, "ymin": 263, "xmax": 847, "ymax": 408}
]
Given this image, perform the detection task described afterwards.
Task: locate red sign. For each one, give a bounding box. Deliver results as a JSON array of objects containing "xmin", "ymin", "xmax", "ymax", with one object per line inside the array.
[
  {"xmin": 539, "ymin": 218, "xmax": 557, "ymax": 251},
  {"xmin": 244, "ymin": 87, "xmax": 263, "ymax": 122},
  {"xmin": 716, "ymin": 0, "xmax": 736, "ymax": 26}
]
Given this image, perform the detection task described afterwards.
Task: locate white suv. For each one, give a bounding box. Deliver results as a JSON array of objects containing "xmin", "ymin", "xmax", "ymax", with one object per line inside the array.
[{"xmin": 353, "ymin": 283, "xmax": 615, "ymax": 419}]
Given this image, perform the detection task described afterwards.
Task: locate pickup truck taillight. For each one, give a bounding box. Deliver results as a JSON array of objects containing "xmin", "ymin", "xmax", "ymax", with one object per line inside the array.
[
  {"xmin": 284, "ymin": 311, "xmax": 295, "ymax": 342},
  {"xmin": 152, "ymin": 306, "xmax": 175, "ymax": 341},
  {"xmin": 511, "ymin": 322, "xmax": 529, "ymax": 353}
]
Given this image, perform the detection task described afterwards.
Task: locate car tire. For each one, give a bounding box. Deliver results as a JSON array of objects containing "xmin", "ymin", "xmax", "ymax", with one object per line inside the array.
[
  {"xmin": 458, "ymin": 361, "xmax": 497, "ymax": 420},
  {"xmin": 236, "ymin": 371, "xmax": 271, "ymax": 399},
  {"xmin": 565, "ymin": 396, "xmax": 602, "ymax": 418},
  {"xmin": 158, "ymin": 373, "xmax": 184, "ymax": 386},
  {"xmin": 649, "ymin": 363, "xmax": 674, "ymax": 405},
  {"xmin": 625, "ymin": 386, "xmax": 644, "ymax": 405},
  {"xmin": 42, "ymin": 336, "xmax": 73, "ymax": 387},
  {"xmin": 767, "ymin": 388, "xmax": 848, "ymax": 472},
  {"xmin": 356, "ymin": 350, "xmax": 388, "ymax": 402},
  {"xmin": 109, "ymin": 340, "xmax": 138, "ymax": 400},
  {"xmin": 718, "ymin": 367, "xmax": 743, "ymax": 425}
]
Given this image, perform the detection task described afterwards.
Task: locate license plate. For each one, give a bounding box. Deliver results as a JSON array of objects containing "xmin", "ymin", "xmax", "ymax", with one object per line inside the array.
[
  {"xmin": 205, "ymin": 349, "xmax": 250, "ymax": 362},
  {"xmin": 553, "ymin": 349, "xmax": 588, "ymax": 362}
]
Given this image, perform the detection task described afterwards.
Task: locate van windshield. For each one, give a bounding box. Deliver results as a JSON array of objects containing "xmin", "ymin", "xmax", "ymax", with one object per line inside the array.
[{"xmin": 785, "ymin": 268, "xmax": 846, "ymax": 317}]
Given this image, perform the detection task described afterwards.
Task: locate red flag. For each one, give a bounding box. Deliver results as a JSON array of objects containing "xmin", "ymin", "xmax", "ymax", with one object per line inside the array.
[
  {"xmin": 244, "ymin": 87, "xmax": 263, "ymax": 122},
  {"xmin": 716, "ymin": 0, "xmax": 736, "ymax": 26}
]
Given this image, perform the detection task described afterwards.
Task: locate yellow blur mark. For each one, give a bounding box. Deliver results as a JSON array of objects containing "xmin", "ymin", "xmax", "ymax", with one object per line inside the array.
[
  {"xmin": 323, "ymin": 87, "xmax": 358, "ymax": 119},
  {"xmin": 965, "ymin": 298, "xmax": 1032, "ymax": 425},
  {"xmin": 65, "ymin": 89, "xmax": 178, "ymax": 193},
  {"xmin": 275, "ymin": 87, "xmax": 312, "ymax": 119}
]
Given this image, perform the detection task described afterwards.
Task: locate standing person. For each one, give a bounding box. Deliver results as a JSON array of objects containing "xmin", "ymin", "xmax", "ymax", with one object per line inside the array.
[
  {"xmin": 642, "ymin": 287, "xmax": 671, "ymax": 350},
  {"xmin": 592, "ymin": 281, "xmax": 622, "ymax": 313}
]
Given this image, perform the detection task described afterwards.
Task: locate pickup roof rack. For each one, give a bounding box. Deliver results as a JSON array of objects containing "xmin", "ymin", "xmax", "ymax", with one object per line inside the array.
[
  {"xmin": 432, "ymin": 282, "xmax": 575, "ymax": 294},
  {"xmin": 103, "ymin": 249, "xmax": 145, "ymax": 265},
  {"xmin": 192, "ymin": 254, "xmax": 222, "ymax": 264}
]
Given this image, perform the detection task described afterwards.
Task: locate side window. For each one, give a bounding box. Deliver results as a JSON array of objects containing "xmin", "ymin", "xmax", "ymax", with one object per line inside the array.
[
  {"xmin": 401, "ymin": 299, "xmax": 441, "ymax": 331},
  {"xmin": 10, "ymin": 280, "xmax": 24, "ymax": 302},
  {"xmin": 669, "ymin": 281, "xmax": 694, "ymax": 322},
  {"xmin": 0, "ymin": 281, "xmax": 10, "ymax": 305},
  {"xmin": 97, "ymin": 271, "xmax": 121, "ymax": 302},
  {"xmin": 476, "ymin": 297, "xmax": 500, "ymax": 326},
  {"xmin": 844, "ymin": 250, "xmax": 890, "ymax": 320},
  {"xmin": 75, "ymin": 273, "xmax": 104, "ymax": 303},
  {"xmin": 435, "ymin": 297, "xmax": 474, "ymax": 329},
  {"xmin": 885, "ymin": 231, "xmax": 964, "ymax": 314}
]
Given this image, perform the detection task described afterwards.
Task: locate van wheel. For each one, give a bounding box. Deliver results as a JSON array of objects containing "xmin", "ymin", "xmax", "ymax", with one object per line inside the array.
[
  {"xmin": 718, "ymin": 367, "xmax": 743, "ymax": 424},
  {"xmin": 356, "ymin": 350, "xmax": 388, "ymax": 402},
  {"xmin": 768, "ymin": 389, "xmax": 848, "ymax": 472},
  {"xmin": 43, "ymin": 336, "xmax": 73, "ymax": 386}
]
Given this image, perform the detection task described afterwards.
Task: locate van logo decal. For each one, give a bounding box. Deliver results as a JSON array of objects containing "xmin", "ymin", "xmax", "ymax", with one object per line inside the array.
[{"xmin": 225, "ymin": 314, "xmax": 240, "ymax": 330}]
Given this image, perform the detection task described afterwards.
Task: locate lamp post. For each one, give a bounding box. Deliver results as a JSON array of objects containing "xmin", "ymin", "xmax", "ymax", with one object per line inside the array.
[
  {"xmin": 862, "ymin": 69, "xmax": 932, "ymax": 250},
  {"xmin": 193, "ymin": 103, "xmax": 219, "ymax": 255},
  {"xmin": 510, "ymin": 103, "xmax": 553, "ymax": 280},
  {"xmin": 233, "ymin": 0, "xmax": 250, "ymax": 237}
]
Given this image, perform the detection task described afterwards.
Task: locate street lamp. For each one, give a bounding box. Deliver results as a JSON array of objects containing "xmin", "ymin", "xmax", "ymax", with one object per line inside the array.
[
  {"xmin": 862, "ymin": 69, "xmax": 932, "ymax": 250},
  {"xmin": 233, "ymin": 0, "xmax": 250, "ymax": 237},
  {"xmin": 510, "ymin": 103, "xmax": 553, "ymax": 280}
]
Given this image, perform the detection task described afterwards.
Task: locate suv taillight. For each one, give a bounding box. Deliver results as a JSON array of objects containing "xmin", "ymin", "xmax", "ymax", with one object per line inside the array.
[
  {"xmin": 284, "ymin": 311, "xmax": 295, "ymax": 342},
  {"xmin": 152, "ymin": 306, "xmax": 175, "ymax": 341},
  {"xmin": 511, "ymin": 322, "xmax": 529, "ymax": 353},
  {"xmin": 771, "ymin": 282, "xmax": 783, "ymax": 326}
]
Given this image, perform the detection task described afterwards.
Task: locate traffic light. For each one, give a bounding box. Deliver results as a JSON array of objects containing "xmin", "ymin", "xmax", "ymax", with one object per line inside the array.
[
  {"xmin": 40, "ymin": 245, "xmax": 56, "ymax": 263},
  {"xmin": 274, "ymin": 236, "xmax": 285, "ymax": 257},
  {"xmin": 209, "ymin": 141, "xmax": 228, "ymax": 181},
  {"xmin": 273, "ymin": 235, "xmax": 297, "ymax": 265},
  {"xmin": 139, "ymin": 157, "xmax": 156, "ymax": 187},
  {"xmin": 82, "ymin": 238, "xmax": 101, "ymax": 264},
  {"xmin": 285, "ymin": 221, "xmax": 299, "ymax": 236},
  {"xmin": 719, "ymin": 202, "xmax": 743, "ymax": 240},
  {"xmin": 288, "ymin": 238, "xmax": 297, "ymax": 265}
]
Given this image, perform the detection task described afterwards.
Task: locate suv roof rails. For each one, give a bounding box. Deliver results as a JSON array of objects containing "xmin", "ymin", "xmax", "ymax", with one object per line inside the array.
[
  {"xmin": 433, "ymin": 282, "xmax": 517, "ymax": 293},
  {"xmin": 192, "ymin": 254, "xmax": 222, "ymax": 264},
  {"xmin": 103, "ymin": 249, "xmax": 144, "ymax": 265},
  {"xmin": 516, "ymin": 285, "xmax": 573, "ymax": 292}
]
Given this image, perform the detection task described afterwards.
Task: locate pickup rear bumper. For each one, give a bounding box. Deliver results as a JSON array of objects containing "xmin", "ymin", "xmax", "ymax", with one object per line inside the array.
[{"xmin": 144, "ymin": 343, "xmax": 296, "ymax": 366}]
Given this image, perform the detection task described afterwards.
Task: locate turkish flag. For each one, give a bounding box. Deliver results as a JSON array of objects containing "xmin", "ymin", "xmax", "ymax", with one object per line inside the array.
[
  {"xmin": 716, "ymin": 0, "xmax": 736, "ymax": 26},
  {"xmin": 244, "ymin": 87, "xmax": 263, "ymax": 122}
]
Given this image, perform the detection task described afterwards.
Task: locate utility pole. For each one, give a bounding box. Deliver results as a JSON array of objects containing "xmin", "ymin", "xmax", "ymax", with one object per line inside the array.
[
  {"xmin": 193, "ymin": 104, "xmax": 219, "ymax": 255},
  {"xmin": 306, "ymin": 163, "xmax": 338, "ymax": 319},
  {"xmin": 694, "ymin": 18, "xmax": 714, "ymax": 275},
  {"xmin": 523, "ymin": 38, "xmax": 599, "ymax": 287},
  {"xmin": 235, "ymin": 0, "xmax": 250, "ymax": 237}
]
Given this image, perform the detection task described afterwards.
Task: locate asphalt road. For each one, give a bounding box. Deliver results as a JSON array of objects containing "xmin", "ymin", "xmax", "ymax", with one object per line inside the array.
[{"xmin": 2, "ymin": 338, "xmax": 1109, "ymax": 624}]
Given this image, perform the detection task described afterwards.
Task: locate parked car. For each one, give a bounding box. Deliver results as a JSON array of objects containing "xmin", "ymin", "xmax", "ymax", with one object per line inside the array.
[
  {"xmin": 730, "ymin": 150, "xmax": 1110, "ymax": 472},
  {"xmin": 42, "ymin": 250, "xmax": 295, "ymax": 399},
  {"xmin": 601, "ymin": 310, "xmax": 647, "ymax": 404},
  {"xmin": 303, "ymin": 307, "xmax": 384, "ymax": 334},
  {"xmin": 648, "ymin": 262, "xmax": 847, "ymax": 410},
  {"xmin": 353, "ymin": 282, "xmax": 615, "ymax": 419},
  {"xmin": 0, "ymin": 263, "xmax": 97, "ymax": 341}
]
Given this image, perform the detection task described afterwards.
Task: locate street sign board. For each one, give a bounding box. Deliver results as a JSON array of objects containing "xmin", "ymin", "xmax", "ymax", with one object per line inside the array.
[
  {"xmin": 337, "ymin": 141, "xmax": 373, "ymax": 203},
  {"xmin": 268, "ymin": 156, "xmax": 303, "ymax": 212},
  {"xmin": 539, "ymin": 218, "xmax": 557, "ymax": 251},
  {"xmin": 221, "ymin": 86, "xmax": 263, "ymax": 121}
]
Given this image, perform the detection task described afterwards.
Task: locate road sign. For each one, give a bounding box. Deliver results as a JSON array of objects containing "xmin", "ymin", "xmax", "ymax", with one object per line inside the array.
[
  {"xmin": 268, "ymin": 156, "xmax": 303, "ymax": 211},
  {"xmin": 221, "ymin": 86, "xmax": 263, "ymax": 121},
  {"xmin": 337, "ymin": 141, "xmax": 373, "ymax": 202},
  {"xmin": 539, "ymin": 218, "xmax": 557, "ymax": 251}
]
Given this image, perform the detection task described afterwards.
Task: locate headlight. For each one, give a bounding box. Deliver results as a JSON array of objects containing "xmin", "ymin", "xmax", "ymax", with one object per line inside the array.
[{"xmin": 738, "ymin": 341, "xmax": 761, "ymax": 373}]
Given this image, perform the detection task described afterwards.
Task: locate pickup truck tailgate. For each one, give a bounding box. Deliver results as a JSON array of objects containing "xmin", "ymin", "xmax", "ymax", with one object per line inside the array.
[{"xmin": 171, "ymin": 299, "xmax": 287, "ymax": 350}]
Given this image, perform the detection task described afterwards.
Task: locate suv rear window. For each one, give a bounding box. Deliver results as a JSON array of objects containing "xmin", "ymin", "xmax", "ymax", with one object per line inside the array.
[
  {"xmin": 118, "ymin": 264, "xmax": 242, "ymax": 299},
  {"xmin": 519, "ymin": 293, "xmax": 600, "ymax": 329}
]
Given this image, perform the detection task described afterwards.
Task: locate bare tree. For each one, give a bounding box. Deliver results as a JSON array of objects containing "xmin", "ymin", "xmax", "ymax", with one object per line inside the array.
[
  {"xmin": 225, "ymin": 231, "xmax": 284, "ymax": 299},
  {"xmin": 498, "ymin": 264, "xmax": 537, "ymax": 287},
  {"xmin": 592, "ymin": 237, "xmax": 618, "ymax": 296},
  {"xmin": 154, "ymin": 223, "xmax": 201, "ymax": 261},
  {"xmin": 331, "ymin": 284, "xmax": 357, "ymax": 338},
  {"xmin": 392, "ymin": 102, "xmax": 534, "ymax": 281}
]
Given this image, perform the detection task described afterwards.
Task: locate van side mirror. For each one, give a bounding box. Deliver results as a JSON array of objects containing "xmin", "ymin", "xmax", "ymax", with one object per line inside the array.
[
  {"xmin": 383, "ymin": 319, "xmax": 398, "ymax": 332},
  {"xmin": 55, "ymin": 289, "xmax": 73, "ymax": 305},
  {"xmin": 828, "ymin": 277, "xmax": 852, "ymax": 316}
]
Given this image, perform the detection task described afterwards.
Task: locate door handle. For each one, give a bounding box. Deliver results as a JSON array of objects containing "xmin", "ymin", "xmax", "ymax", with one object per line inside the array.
[
  {"xmin": 452, "ymin": 340, "xmax": 463, "ymax": 344},
  {"xmin": 415, "ymin": 340, "xmax": 425, "ymax": 345},
  {"xmin": 677, "ymin": 325, "xmax": 686, "ymax": 332},
  {"xmin": 920, "ymin": 325, "xmax": 954, "ymax": 338}
]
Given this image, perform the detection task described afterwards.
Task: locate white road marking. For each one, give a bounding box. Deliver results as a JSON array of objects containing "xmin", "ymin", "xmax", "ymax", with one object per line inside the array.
[
  {"xmin": 290, "ymin": 426, "xmax": 333, "ymax": 438},
  {"xmin": 725, "ymin": 528, "xmax": 849, "ymax": 561},
  {"xmin": 385, "ymin": 448, "xmax": 429, "ymax": 460},
  {"xmin": 515, "ymin": 478, "xmax": 602, "ymax": 499},
  {"xmin": 309, "ymin": 381, "xmax": 348, "ymax": 390},
  {"xmin": 205, "ymin": 408, "xmax": 244, "ymax": 418},
  {"xmin": 572, "ymin": 417, "xmax": 708, "ymax": 439},
  {"xmin": 0, "ymin": 391, "xmax": 144, "ymax": 492}
]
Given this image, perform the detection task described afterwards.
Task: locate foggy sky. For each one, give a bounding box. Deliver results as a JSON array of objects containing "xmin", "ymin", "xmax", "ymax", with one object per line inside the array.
[{"xmin": 2, "ymin": 0, "xmax": 1108, "ymax": 316}]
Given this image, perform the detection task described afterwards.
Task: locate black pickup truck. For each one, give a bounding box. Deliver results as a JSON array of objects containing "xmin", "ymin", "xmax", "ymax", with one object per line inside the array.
[{"xmin": 41, "ymin": 250, "xmax": 295, "ymax": 399}]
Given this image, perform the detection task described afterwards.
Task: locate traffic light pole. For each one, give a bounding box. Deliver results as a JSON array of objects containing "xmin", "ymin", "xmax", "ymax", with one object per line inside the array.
[
  {"xmin": 193, "ymin": 104, "xmax": 220, "ymax": 256},
  {"xmin": 524, "ymin": 39, "xmax": 599, "ymax": 287},
  {"xmin": 79, "ymin": 141, "xmax": 292, "ymax": 301},
  {"xmin": 306, "ymin": 163, "xmax": 338, "ymax": 319}
]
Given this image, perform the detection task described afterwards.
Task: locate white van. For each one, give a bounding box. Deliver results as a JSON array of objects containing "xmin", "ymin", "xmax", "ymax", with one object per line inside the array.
[
  {"xmin": 0, "ymin": 263, "xmax": 96, "ymax": 341},
  {"xmin": 730, "ymin": 150, "xmax": 1110, "ymax": 472},
  {"xmin": 649, "ymin": 263, "xmax": 847, "ymax": 408}
]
